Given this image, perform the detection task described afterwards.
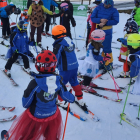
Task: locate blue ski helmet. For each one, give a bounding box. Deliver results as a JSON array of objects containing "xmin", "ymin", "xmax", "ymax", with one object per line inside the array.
[{"xmin": 104, "ymin": 0, "xmax": 113, "ymax": 5}]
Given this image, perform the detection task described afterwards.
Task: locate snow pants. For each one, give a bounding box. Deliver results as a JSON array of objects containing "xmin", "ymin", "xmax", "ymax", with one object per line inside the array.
[
  {"xmin": 42, "ymin": 14, "xmax": 50, "ymax": 33},
  {"xmin": 1, "ymin": 17, "xmax": 10, "ymax": 36},
  {"xmin": 5, "ymin": 53, "xmax": 29, "ymax": 70},
  {"xmin": 58, "ymin": 68, "xmax": 83, "ymax": 101}
]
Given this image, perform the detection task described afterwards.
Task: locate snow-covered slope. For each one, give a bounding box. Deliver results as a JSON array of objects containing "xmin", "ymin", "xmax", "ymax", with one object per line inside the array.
[{"xmin": 0, "ymin": 13, "xmax": 140, "ymax": 140}]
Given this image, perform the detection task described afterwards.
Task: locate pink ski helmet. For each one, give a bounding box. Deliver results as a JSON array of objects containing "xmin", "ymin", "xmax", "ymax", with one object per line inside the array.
[
  {"xmin": 60, "ymin": 3, "xmax": 69, "ymax": 9},
  {"xmin": 91, "ymin": 29, "xmax": 106, "ymax": 42}
]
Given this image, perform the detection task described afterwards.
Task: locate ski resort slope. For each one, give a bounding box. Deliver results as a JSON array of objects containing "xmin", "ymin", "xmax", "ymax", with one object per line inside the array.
[{"xmin": 0, "ymin": 13, "xmax": 140, "ymax": 140}]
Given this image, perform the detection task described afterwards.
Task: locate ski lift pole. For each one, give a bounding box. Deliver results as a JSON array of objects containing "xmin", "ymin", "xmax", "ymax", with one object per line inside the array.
[
  {"xmin": 120, "ymin": 78, "xmax": 132, "ymax": 124},
  {"xmin": 74, "ymin": 27, "xmax": 78, "ymax": 49}
]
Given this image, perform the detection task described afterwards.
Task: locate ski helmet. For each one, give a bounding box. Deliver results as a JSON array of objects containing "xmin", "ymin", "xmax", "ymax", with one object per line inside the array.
[
  {"xmin": 104, "ymin": 0, "xmax": 113, "ymax": 5},
  {"xmin": 124, "ymin": 19, "xmax": 139, "ymax": 33},
  {"xmin": 23, "ymin": 9, "xmax": 28, "ymax": 14},
  {"xmin": 17, "ymin": 20, "xmax": 28, "ymax": 32},
  {"xmin": 60, "ymin": 3, "xmax": 69, "ymax": 10},
  {"xmin": 134, "ymin": 0, "xmax": 140, "ymax": 5},
  {"xmin": 35, "ymin": 50, "xmax": 57, "ymax": 73},
  {"xmin": 91, "ymin": 29, "xmax": 106, "ymax": 42},
  {"xmin": 52, "ymin": 25, "xmax": 67, "ymax": 39},
  {"xmin": 127, "ymin": 34, "xmax": 140, "ymax": 49}
]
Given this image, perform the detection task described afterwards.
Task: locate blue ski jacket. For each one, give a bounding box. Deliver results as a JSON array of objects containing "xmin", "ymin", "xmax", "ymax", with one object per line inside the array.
[
  {"xmin": 0, "ymin": 4, "xmax": 16, "ymax": 18},
  {"xmin": 130, "ymin": 51, "xmax": 140, "ymax": 77},
  {"xmin": 53, "ymin": 37, "xmax": 79, "ymax": 71},
  {"xmin": 22, "ymin": 73, "xmax": 75, "ymax": 119},
  {"xmin": 87, "ymin": 43, "xmax": 103, "ymax": 62},
  {"xmin": 42, "ymin": 0, "xmax": 58, "ymax": 10}
]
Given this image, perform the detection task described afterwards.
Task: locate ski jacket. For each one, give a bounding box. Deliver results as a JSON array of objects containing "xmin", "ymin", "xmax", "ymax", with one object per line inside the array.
[
  {"xmin": 130, "ymin": 51, "xmax": 140, "ymax": 77},
  {"xmin": 0, "ymin": 4, "xmax": 15, "ymax": 18},
  {"xmin": 131, "ymin": 7, "xmax": 140, "ymax": 26},
  {"xmin": 10, "ymin": 28, "xmax": 30, "ymax": 54},
  {"xmin": 22, "ymin": 73, "xmax": 75, "ymax": 119},
  {"xmin": 42, "ymin": 0, "xmax": 58, "ymax": 10},
  {"xmin": 54, "ymin": 9, "xmax": 76, "ymax": 32},
  {"xmin": 91, "ymin": 3, "xmax": 119, "ymax": 34},
  {"xmin": 53, "ymin": 37, "xmax": 78, "ymax": 71},
  {"xmin": 86, "ymin": 43, "xmax": 103, "ymax": 63}
]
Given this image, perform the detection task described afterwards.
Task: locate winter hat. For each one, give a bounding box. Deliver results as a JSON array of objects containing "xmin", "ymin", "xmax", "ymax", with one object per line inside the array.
[
  {"xmin": 35, "ymin": 50, "xmax": 57, "ymax": 73},
  {"xmin": 10, "ymin": 22, "xmax": 16, "ymax": 29},
  {"xmin": 134, "ymin": 0, "xmax": 140, "ymax": 5},
  {"xmin": 32, "ymin": 0, "xmax": 40, "ymax": 4}
]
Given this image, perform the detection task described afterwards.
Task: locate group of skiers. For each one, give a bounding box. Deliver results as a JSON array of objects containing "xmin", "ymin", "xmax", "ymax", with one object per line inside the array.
[{"xmin": 1, "ymin": 0, "xmax": 140, "ymax": 139}]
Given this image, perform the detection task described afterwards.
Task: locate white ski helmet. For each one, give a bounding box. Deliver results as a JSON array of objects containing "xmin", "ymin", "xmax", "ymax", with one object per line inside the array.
[{"xmin": 91, "ymin": 29, "xmax": 106, "ymax": 42}]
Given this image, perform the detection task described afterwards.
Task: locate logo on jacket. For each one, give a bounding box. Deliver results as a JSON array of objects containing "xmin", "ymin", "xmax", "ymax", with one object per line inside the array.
[
  {"xmin": 17, "ymin": 36, "xmax": 20, "ymax": 39},
  {"xmin": 65, "ymin": 14, "xmax": 68, "ymax": 17},
  {"xmin": 43, "ymin": 92, "xmax": 54, "ymax": 101}
]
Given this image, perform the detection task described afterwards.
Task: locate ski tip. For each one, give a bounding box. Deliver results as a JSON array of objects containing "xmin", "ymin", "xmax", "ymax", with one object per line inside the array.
[{"xmin": 9, "ymin": 107, "xmax": 15, "ymax": 112}]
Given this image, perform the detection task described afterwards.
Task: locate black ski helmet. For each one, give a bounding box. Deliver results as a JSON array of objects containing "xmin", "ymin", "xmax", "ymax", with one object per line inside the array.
[
  {"xmin": 124, "ymin": 19, "xmax": 139, "ymax": 33},
  {"xmin": 134, "ymin": 0, "xmax": 140, "ymax": 5},
  {"xmin": 14, "ymin": 7, "xmax": 21, "ymax": 15},
  {"xmin": 17, "ymin": 20, "xmax": 28, "ymax": 32}
]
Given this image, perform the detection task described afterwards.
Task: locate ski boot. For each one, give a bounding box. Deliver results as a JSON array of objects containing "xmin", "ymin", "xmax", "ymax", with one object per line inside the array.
[
  {"xmin": 41, "ymin": 32, "xmax": 46, "ymax": 36},
  {"xmin": 57, "ymin": 100, "xmax": 69, "ymax": 111},
  {"xmin": 4, "ymin": 69, "xmax": 11, "ymax": 77},
  {"xmin": 81, "ymin": 84, "xmax": 97, "ymax": 94},
  {"xmin": 119, "ymin": 71, "xmax": 130, "ymax": 78},
  {"xmin": 22, "ymin": 67, "xmax": 31, "ymax": 74}
]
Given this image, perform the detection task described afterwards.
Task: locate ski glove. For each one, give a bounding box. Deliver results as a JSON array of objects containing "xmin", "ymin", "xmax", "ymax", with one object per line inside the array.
[
  {"xmin": 15, "ymin": 49, "xmax": 18, "ymax": 53},
  {"xmin": 29, "ymin": 41, "xmax": 35, "ymax": 46},
  {"xmin": 103, "ymin": 53, "xmax": 111, "ymax": 62}
]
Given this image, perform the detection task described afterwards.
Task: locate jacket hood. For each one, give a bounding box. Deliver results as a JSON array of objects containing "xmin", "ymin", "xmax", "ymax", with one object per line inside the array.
[{"xmin": 31, "ymin": 72, "xmax": 58, "ymax": 93}]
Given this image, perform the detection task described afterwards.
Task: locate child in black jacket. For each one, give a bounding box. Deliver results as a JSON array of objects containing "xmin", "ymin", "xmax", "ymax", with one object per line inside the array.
[{"xmin": 53, "ymin": 2, "xmax": 76, "ymax": 39}]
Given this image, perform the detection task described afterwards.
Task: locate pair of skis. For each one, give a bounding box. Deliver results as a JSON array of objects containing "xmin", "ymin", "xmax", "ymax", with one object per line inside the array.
[
  {"xmin": 0, "ymin": 106, "xmax": 16, "ymax": 122},
  {"xmin": 58, "ymin": 102, "xmax": 100, "ymax": 122}
]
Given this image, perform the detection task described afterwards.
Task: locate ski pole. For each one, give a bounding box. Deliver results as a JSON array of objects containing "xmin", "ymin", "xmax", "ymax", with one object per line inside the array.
[
  {"xmin": 120, "ymin": 78, "xmax": 132, "ymax": 124},
  {"xmin": 137, "ymin": 104, "xmax": 140, "ymax": 120},
  {"xmin": 62, "ymin": 89, "xmax": 72, "ymax": 140},
  {"xmin": 35, "ymin": 43, "xmax": 38, "ymax": 55},
  {"xmin": 62, "ymin": 103, "xmax": 70, "ymax": 140},
  {"xmin": 74, "ymin": 27, "xmax": 78, "ymax": 49}
]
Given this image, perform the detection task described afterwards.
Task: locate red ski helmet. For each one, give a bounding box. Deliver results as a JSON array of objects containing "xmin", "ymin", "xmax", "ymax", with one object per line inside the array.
[
  {"xmin": 35, "ymin": 50, "xmax": 57, "ymax": 73},
  {"xmin": 91, "ymin": 29, "xmax": 106, "ymax": 42}
]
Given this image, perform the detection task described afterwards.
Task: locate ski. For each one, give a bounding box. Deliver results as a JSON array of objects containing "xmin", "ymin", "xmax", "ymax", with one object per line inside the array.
[
  {"xmin": 0, "ymin": 115, "xmax": 17, "ymax": 122},
  {"xmin": 0, "ymin": 106, "xmax": 15, "ymax": 112},
  {"xmin": 0, "ymin": 41, "xmax": 9, "ymax": 47},
  {"xmin": 89, "ymin": 83, "xmax": 122, "ymax": 93},
  {"xmin": 75, "ymin": 101, "xmax": 100, "ymax": 122},
  {"xmin": 1, "ymin": 130, "xmax": 9, "ymax": 140},
  {"xmin": 83, "ymin": 89, "xmax": 122, "ymax": 102},
  {"xmin": 58, "ymin": 105, "xmax": 86, "ymax": 121},
  {"xmin": 120, "ymin": 113, "xmax": 140, "ymax": 129},
  {"xmin": 2, "ymin": 70, "xmax": 18, "ymax": 86},
  {"xmin": 129, "ymin": 103, "xmax": 139, "ymax": 107}
]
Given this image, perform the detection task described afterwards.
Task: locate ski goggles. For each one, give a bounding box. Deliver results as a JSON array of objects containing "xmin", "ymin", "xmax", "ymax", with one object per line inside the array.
[
  {"xmin": 36, "ymin": 62, "xmax": 57, "ymax": 70},
  {"xmin": 61, "ymin": 5, "xmax": 68, "ymax": 10},
  {"xmin": 91, "ymin": 36, "xmax": 105, "ymax": 41},
  {"xmin": 22, "ymin": 22, "xmax": 29, "ymax": 30}
]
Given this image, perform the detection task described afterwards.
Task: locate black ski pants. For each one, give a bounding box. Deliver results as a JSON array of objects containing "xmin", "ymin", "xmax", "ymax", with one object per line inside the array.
[
  {"xmin": 42, "ymin": 14, "xmax": 50, "ymax": 33},
  {"xmin": 83, "ymin": 76, "xmax": 92, "ymax": 86},
  {"xmin": 1, "ymin": 17, "xmax": 11, "ymax": 36},
  {"xmin": 5, "ymin": 53, "xmax": 29, "ymax": 70}
]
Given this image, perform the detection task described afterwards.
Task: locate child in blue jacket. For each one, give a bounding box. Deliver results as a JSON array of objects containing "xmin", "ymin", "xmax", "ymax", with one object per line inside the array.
[
  {"xmin": 0, "ymin": 4, "xmax": 16, "ymax": 39},
  {"xmin": 127, "ymin": 34, "xmax": 140, "ymax": 95},
  {"xmin": 7, "ymin": 50, "xmax": 75, "ymax": 140},
  {"xmin": 4, "ymin": 20, "xmax": 34, "ymax": 77},
  {"xmin": 52, "ymin": 25, "xmax": 85, "ymax": 110},
  {"xmin": 79, "ymin": 29, "xmax": 111, "ymax": 92}
]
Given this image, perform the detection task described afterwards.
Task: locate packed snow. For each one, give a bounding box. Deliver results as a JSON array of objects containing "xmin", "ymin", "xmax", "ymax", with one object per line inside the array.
[{"xmin": 0, "ymin": 12, "xmax": 140, "ymax": 140}]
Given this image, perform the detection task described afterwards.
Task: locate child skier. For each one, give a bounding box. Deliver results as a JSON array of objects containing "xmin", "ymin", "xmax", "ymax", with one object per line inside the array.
[
  {"xmin": 7, "ymin": 50, "xmax": 75, "ymax": 140},
  {"xmin": 53, "ymin": 2, "xmax": 76, "ymax": 39},
  {"xmin": 127, "ymin": 34, "xmax": 140, "ymax": 95},
  {"xmin": 19, "ymin": 9, "xmax": 29, "ymax": 22},
  {"xmin": 86, "ymin": 0, "xmax": 102, "ymax": 48},
  {"xmin": 117, "ymin": 19, "xmax": 139, "ymax": 78},
  {"xmin": 52, "ymin": 25, "xmax": 86, "ymax": 110},
  {"xmin": 28, "ymin": 0, "xmax": 54, "ymax": 47},
  {"xmin": 0, "ymin": 3, "xmax": 16, "ymax": 39},
  {"xmin": 79, "ymin": 29, "xmax": 111, "ymax": 91},
  {"xmin": 131, "ymin": 0, "xmax": 140, "ymax": 30},
  {"xmin": 4, "ymin": 20, "xmax": 33, "ymax": 77}
]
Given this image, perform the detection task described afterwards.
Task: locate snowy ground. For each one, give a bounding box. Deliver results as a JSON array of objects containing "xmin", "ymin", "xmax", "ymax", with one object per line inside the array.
[{"xmin": 0, "ymin": 13, "xmax": 140, "ymax": 140}]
